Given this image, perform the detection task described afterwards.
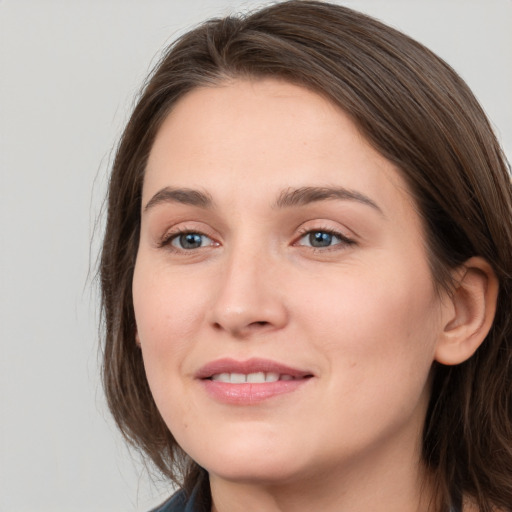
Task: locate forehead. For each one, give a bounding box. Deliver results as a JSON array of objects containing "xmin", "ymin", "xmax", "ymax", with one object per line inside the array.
[{"xmin": 144, "ymin": 79, "xmax": 414, "ymax": 218}]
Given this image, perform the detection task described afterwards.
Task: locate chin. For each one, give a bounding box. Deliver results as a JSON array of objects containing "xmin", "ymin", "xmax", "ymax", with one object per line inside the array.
[
  {"xmin": 204, "ymin": 457, "xmax": 302, "ymax": 485},
  {"xmin": 186, "ymin": 434, "xmax": 307, "ymax": 485}
]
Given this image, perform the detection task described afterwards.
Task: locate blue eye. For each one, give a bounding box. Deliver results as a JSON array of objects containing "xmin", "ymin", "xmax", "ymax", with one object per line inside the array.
[
  {"xmin": 170, "ymin": 232, "xmax": 213, "ymax": 250},
  {"xmin": 298, "ymin": 230, "xmax": 348, "ymax": 248}
]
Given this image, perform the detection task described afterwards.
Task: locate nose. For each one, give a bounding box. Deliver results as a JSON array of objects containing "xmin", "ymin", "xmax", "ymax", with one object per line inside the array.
[{"xmin": 208, "ymin": 246, "xmax": 289, "ymax": 339}]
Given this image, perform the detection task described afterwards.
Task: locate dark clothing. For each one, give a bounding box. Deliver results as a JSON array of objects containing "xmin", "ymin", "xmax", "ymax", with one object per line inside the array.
[
  {"xmin": 150, "ymin": 486, "xmax": 199, "ymax": 512},
  {"xmin": 151, "ymin": 486, "xmax": 462, "ymax": 512}
]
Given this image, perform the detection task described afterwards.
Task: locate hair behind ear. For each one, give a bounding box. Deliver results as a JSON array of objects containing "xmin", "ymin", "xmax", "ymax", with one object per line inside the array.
[{"xmin": 424, "ymin": 257, "xmax": 511, "ymax": 510}]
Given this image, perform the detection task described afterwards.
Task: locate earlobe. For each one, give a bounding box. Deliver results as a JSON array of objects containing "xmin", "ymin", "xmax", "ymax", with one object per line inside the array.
[
  {"xmin": 435, "ymin": 257, "xmax": 499, "ymax": 366},
  {"xmin": 135, "ymin": 331, "xmax": 141, "ymax": 347}
]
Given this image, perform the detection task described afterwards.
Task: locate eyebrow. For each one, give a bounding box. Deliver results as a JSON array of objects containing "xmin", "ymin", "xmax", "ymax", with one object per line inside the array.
[
  {"xmin": 143, "ymin": 185, "xmax": 383, "ymax": 215},
  {"xmin": 144, "ymin": 187, "xmax": 214, "ymax": 212},
  {"xmin": 273, "ymin": 186, "xmax": 383, "ymax": 214}
]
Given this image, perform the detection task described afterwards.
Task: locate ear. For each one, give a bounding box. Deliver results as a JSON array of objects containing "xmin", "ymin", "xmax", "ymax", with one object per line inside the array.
[
  {"xmin": 135, "ymin": 330, "xmax": 141, "ymax": 347},
  {"xmin": 435, "ymin": 257, "xmax": 499, "ymax": 366}
]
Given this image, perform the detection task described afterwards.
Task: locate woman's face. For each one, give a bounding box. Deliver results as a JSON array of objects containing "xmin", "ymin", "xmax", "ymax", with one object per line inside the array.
[{"xmin": 133, "ymin": 79, "xmax": 448, "ymax": 485}]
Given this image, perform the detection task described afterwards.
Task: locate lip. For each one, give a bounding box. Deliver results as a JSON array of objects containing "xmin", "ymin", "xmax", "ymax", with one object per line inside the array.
[
  {"xmin": 195, "ymin": 357, "xmax": 312, "ymax": 380},
  {"xmin": 195, "ymin": 358, "xmax": 314, "ymax": 405}
]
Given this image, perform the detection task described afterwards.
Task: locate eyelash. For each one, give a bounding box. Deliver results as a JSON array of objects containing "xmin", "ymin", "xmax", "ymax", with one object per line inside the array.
[
  {"xmin": 158, "ymin": 228, "xmax": 217, "ymax": 252},
  {"xmin": 159, "ymin": 226, "xmax": 355, "ymax": 254},
  {"xmin": 294, "ymin": 227, "xmax": 356, "ymax": 251}
]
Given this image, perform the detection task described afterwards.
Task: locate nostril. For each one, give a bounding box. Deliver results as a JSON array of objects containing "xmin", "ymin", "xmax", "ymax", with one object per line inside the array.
[{"xmin": 250, "ymin": 321, "xmax": 270, "ymax": 328}]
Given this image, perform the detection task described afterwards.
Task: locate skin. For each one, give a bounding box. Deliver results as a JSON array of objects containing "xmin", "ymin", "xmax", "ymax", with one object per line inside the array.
[{"xmin": 133, "ymin": 79, "xmax": 493, "ymax": 512}]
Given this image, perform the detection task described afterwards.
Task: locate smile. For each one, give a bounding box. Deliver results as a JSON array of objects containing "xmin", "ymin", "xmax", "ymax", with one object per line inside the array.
[
  {"xmin": 210, "ymin": 372, "xmax": 297, "ymax": 383},
  {"xmin": 196, "ymin": 358, "xmax": 314, "ymax": 405}
]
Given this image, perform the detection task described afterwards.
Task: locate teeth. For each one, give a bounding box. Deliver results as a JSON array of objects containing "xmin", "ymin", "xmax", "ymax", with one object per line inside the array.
[
  {"xmin": 246, "ymin": 372, "xmax": 265, "ymax": 383},
  {"xmin": 210, "ymin": 372, "xmax": 295, "ymax": 383},
  {"xmin": 231, "ymin": 373, "xmax": 246, "ymax": 384},
  {"xmin": 211, "ymin": 373, "xmax": 231, "ymax": 383}
]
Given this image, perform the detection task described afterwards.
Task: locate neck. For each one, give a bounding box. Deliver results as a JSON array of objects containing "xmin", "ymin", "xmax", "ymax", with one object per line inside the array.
[{"xmin": 209, "ymin": 441, "xmax": 438, "ymax": 512}]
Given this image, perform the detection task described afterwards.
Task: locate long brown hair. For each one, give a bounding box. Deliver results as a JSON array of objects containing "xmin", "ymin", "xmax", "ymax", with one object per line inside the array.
[{"xmin": 100, "ymin": 2, "xmax": 512, "ymax": 510}]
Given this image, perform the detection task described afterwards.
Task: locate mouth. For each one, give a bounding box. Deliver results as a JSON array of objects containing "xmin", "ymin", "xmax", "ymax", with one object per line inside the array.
[
  {"xmin": 209, "ymin": 372, "xmax": 300, "ymax": 383},
  {"xmin": 196, "ymin": 357, "xmax": 313, "ymax": 382},
  {"xmin": 196, "ymin": 358, "xmax": 314, "ymax": 404}
]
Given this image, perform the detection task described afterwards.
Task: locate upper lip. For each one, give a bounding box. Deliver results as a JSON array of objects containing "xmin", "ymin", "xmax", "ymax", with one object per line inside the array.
[{"xmin": 195, "ymin": 358, "xmax": 313, "ymax": 380}]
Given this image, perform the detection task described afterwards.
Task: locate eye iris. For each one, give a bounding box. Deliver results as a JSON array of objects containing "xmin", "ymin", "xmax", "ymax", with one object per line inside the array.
[
  {"xmin": 310, "ymin": 231, "xmax": 333, "ymax": 247},
  {"xmin": 180, "ymin": 233, "xmax": 203, "ymax": 249}
]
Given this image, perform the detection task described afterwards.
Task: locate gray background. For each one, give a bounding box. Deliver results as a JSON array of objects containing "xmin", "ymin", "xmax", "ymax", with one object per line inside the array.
[{"xmin": 1, "ymin": 1, "xmax": 510, "ymax": 511}]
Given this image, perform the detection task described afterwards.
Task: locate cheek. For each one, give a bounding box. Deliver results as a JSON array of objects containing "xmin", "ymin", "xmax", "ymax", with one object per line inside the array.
[
  {"xmin": 294, "ymin": 269, "xmax": 440, "ymax": 447},
  {"xmin": 132, "ymin": 260, "xmax": 207, "ymax": 377},
  {"xmin": 132, "ymin": 263, "xmax": 208, "ymax": 433},
  {"xmin": 294, "ymin": 260, "xmax": 441, "ymax": 381}
]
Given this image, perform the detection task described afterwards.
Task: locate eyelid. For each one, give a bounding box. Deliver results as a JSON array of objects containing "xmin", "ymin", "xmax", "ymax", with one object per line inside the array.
[
  {"xmin": 293, "ymin": 223, "xmax": 357, "ymax": 250},
  {"xmin": 157, "ymin": 223, "xmax": 220, "ymax": 251}
]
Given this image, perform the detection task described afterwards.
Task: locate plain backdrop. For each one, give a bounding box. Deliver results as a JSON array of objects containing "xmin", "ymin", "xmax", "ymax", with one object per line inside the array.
[{"xmin": 0, "ymin": 1, "xmax": 510, "ymax": 511}]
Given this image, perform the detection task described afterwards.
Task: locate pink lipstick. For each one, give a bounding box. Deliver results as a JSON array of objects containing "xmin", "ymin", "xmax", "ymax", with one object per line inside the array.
[{"xmin": 196, "ymin": 358, "xmax": 313, "ymax": 405}]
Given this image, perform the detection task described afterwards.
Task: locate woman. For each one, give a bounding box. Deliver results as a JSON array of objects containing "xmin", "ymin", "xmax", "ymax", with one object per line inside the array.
[{"xmin": 100, "ymin": 1, "xmax": 512, "ymax": 511}]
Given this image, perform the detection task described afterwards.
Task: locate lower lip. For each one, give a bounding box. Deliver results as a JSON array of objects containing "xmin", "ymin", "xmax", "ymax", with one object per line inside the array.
[{"xmin": 200, "ymin": 378, "xmax": 310, "ymax": 405}]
